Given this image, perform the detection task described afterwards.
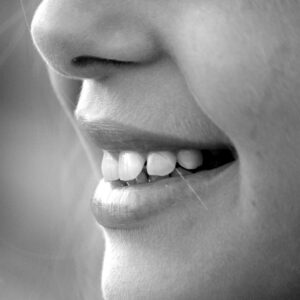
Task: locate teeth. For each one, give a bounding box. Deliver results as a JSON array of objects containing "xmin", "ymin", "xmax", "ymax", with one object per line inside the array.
[
  {"xmin": 177, "ymin": 150, "xmax": 203, "ymax": 170},
  {"xmin": 119, "ymin": 151, "xmax": 146, "ymax": 181},
  {"xmin": 101, "ymin": 149, "xmax": 203, "ymax": 184},
  {"xmin": 101, "ymin": 151, "xmax": 119, "ymax": 181},
  {"xmin": 147, "ymin": 151, "xmax": 176, "ymax": 176}
]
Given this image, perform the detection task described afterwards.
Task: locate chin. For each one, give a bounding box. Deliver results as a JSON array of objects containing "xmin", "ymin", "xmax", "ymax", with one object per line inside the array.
[
  {"xmin": 101, "ymin": 238, "xmax": 204, "ymax": 300},
  {"xmin": 101, "ymin": 230, "xmax": 300, "ymax": 300}
]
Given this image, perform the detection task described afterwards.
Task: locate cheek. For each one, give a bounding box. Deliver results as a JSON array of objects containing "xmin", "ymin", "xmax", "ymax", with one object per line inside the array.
[
  {"xmin": 175, "ymin": 4, "xmax": 300, "ymax": 154},
  {"xmin": 173, "ymin": 3, "xmax": 300, "ymax": 232}
]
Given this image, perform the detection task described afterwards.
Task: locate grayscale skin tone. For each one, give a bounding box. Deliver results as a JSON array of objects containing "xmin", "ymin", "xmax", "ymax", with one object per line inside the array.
[{"xmin": 31, "ymin": 1, "xmax": 300, "ymax": 299}]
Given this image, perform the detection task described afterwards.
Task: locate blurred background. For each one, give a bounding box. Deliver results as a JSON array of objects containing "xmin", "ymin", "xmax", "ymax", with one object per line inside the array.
[{"xmin": 0, "ymin": 1, "xmax": 104, "ymax": 299}]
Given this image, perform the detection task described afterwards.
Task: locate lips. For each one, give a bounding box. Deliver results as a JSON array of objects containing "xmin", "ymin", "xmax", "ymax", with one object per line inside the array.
[
  {"xmin": 77, "ymin": 118, "xmax": 232, "ymax": 152},
  {"xmin": 75, "ymin": 79, "xmax": 238, "ymax": 229},
  {"xmin": 83, "ymin": 118, "xmax": 238, "ymax": 229}
]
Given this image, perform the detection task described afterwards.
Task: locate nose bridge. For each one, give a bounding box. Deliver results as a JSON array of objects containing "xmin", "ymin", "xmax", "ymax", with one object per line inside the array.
[{"xmin": 31, "ymin": 0, "xmax": 159, "ymax": 78}]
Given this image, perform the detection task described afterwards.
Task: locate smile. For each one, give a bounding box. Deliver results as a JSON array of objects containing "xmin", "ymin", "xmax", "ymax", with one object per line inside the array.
[
  {"xmin": 89, "ymin": 122, "xmax": 238, "ymax": 229},
  {"xmin": 101, "ymin": 148, "xmax": 236, "ymax": 186},
  {"xmin": 75, "ymin": 80, "xmax": 239, "ymax": 230}
]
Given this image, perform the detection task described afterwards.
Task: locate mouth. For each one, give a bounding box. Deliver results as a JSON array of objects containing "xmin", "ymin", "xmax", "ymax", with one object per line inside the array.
[
  {"xmin": 101, "ymin": 147, "xmax": 236, "ymax": 187},
  {"xmin": 91, "ymin": 138, "xmax": 238, "ymax": 229}
]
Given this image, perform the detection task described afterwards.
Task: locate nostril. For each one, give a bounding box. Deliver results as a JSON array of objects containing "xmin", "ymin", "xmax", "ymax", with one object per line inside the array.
[
  {"xmin": 71, "ymin": 56, "xmax": 137, "ymax": 68},
  {"xmin": 31, "ymin": 1, "xmax": 161, "ymax": 79}
]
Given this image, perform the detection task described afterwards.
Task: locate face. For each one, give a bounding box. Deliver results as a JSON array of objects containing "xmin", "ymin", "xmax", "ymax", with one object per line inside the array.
[{"xmin": 31, "ymin": 1, "xmax": 300, "ymax": 299}]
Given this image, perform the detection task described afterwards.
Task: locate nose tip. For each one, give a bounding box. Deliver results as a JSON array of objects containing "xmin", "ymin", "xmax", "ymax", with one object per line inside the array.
[{"xmin": 31, "ymin": 0, "xmax": 160, "ymax": 79}]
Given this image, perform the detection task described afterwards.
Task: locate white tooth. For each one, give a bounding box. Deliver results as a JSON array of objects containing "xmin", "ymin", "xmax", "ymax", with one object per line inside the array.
[
  {"xmin": 177, "ymin": 149, "xmax": 203, "ymax": 170},
  {"xmin": 101, "ymin": 151, "xmax": 119, "ymax": 181},
  {"xmin": 119, "ymin": 151, "xmax": 146, "ymax": 181},
  {"xmin": 147, "ymin": 151, "xmax": 176, "ymax": 176}
]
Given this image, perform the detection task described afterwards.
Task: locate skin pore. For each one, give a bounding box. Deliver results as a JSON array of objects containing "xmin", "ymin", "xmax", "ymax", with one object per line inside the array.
[{"xmin": 31, "ymin": 1, "xmax": 300, "ymax": 299}]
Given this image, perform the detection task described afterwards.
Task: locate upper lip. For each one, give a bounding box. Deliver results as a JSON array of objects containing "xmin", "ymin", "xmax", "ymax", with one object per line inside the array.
[
  {"xmin": 76, "ymin": 118, "xmax": 233, "ymax": 153},
  {"xmin": 75, "ymin": 79, "xmax": 235, "ymax": 153}
]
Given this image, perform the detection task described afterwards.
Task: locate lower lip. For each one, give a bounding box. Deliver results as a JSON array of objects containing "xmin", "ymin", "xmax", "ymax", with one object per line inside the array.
[{"xmin": 91, "ymin": 161, "xmax": 239, "ymax": 229}]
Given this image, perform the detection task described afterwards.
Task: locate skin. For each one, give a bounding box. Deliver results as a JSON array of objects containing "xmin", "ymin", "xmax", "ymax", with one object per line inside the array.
[{"xmin": 31, "ymin": 0, "xmax": 300, "ymax": 299}]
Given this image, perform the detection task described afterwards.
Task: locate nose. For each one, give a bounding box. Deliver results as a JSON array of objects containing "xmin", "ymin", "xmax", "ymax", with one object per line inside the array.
[{"xmin": 31, "ymin": 0, "xmax": 160, "ymax": 79}]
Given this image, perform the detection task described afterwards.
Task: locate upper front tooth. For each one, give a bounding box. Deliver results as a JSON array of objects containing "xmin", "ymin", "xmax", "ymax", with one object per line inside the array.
[
  {"xmin": 101, "ymin": 151, "xmax": 119, "ymax": 181},
  {"xmin": 147, "ymin": 151, "xmax": 176, "ymax": 176},
  {"xmin": 177, "ymin": 149, "xmax": 203, "ymax": 170},
  {"xmin": 119, "ymin": 151, "xmax": 146, "ymax": 181}
]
